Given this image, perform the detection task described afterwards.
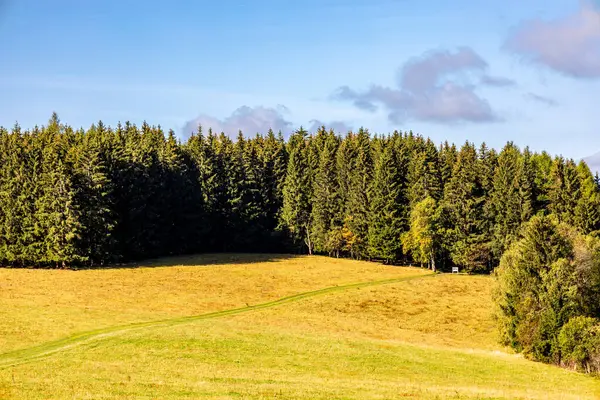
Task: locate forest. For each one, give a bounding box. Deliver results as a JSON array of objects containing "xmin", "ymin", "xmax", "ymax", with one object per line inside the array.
[
  {"xmin": 3, "ymin": 113, "xmax": 600, "ymax": 373},
  {"xmin": 0, "ymin": 113, "xmax": 599, "ymax": 272}
]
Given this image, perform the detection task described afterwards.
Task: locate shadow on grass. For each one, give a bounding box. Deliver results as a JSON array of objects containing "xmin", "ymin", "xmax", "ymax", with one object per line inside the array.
[{"xmin": 90, "ymin": 253, "xmax": 305, "ymax": 270}]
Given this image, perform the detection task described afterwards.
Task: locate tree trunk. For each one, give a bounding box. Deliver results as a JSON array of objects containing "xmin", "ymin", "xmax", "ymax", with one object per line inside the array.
[{"xmin": 305, "ymin": 229, "xmax": 313, "ymax": 255}]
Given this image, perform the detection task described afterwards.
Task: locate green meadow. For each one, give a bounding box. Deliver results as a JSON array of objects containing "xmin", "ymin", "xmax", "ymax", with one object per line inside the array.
[{"xmin": 1, "ymin": 254, "xmax": 598, "ymax": 399}]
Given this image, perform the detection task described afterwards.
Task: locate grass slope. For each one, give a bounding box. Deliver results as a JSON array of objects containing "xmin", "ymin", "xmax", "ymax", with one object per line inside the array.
[
  {"xmin": 1, "ymin": 254, "xmax": 599, "ymax": 399},
  {"xmin": 0, "ymin": 254, "xmax": 426, "ymax": 352},
  {"xmin": 0, "ymin": 274, "xmax": 433, "ymax": 369}
]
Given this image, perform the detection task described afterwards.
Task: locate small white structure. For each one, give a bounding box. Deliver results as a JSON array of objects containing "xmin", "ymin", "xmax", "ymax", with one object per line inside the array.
[{"xmin": 452, "ymin": 267, "xmax": 459, "ymax": 274}]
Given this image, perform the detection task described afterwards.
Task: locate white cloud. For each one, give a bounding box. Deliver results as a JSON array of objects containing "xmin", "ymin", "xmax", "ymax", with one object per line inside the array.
[
  {"xmin": 504, "ymin": 3, "xmax": 600, "ymax": 78},
  {"xmin": 182, "ymin": 105, "xmax": 294, "ymax": 139},
  {"xmin": 333, "ymin": 47, "xmax": 505, "ymax": 124}
]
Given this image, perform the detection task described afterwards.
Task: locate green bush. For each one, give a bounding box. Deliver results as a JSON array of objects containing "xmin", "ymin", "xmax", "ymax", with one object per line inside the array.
[
  {"xmin": 558, "ymin": 316, "xmax": 600, "ymax": 373},
  {"xmin": 494, "ymin": 215, "xmax": 600, "ymax": 372}
]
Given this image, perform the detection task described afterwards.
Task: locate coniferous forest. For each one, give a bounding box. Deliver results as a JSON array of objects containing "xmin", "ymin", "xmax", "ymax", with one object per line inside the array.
[{"xmin": 1, "ymin": 113, "xmax": 600, "ymax": 272}]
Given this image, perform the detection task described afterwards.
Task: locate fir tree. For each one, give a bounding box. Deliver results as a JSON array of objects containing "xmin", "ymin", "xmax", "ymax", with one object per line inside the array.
[
  {"xmin": 345, "ymin": 128, "xmax": 373, "ymax": 259},
  {"xmin": 407, "ymin": 138, "xmax": 442, "ymax": 207},
  {"xmin": 368, "ymin": 142, "xmax": 403, "ymax": 263},
  {"xmin": 335, "ymin": 131, "xmax": 356, "ymax": 216},
  {"xmin": 575, "ymin": 161, "xmax": 600, "ymax": 234},
  {"xmin": 281, "ymin": 131, "xmax": 313, "ymax": 253},
  {"xmin": 548, "ymin": 157, "xmax": 581, "ymax": 226},
  {"xmin": 310, "ymin": 131, "xmax": 341, "ymax": 254},
  {"xmin": 442, "ymin": 142, "xmax": 490, "ymax": 273}
]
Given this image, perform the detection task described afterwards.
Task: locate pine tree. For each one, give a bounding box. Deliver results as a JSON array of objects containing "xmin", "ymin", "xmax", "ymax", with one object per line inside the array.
[
  {"xmin": 439, "ymin": 141, "xmax": 457, "ymax": 192},
  {"xmin": 0, "ymin": 125, "xmax": 31, "ymax": 266},
  {"xmin": 261, "ymin": 129, "xmax": 288, "ymax": 237},
  {"xmin": 240, "ymin": 134, "xmax": 268, "ymax": 249},
  {"xmin": 368, "ymin": 142, "xmax": 403, "ymax": 263},
  {"xmin": 3, "ymin": 113, "xmax": 600, "ymax": 271},
  {"xmin": 442, "ymin": 142, "xmax": 490, "ymax": 272},
  {"xmin": 72, "ymin": 133, "xmax": 115, "ymax": 265},
  {"xmin": 407, "ymin": 138, "xmax": 442, "ymax": 207},
  {"xmin": 532, "ymin": 151, "xmax": 555, "ymax": 213},
  {"xmin": 489, "ymin": 142, "xmax": 532, "ymax": 261},
  {"xmin": 345, "ymin": 128, "xmax": 373, "ymax": 259},
  {"xmin": 575, "ymin": 161, "xmax": 600, "ymax": 234},
  {"xmin": 310, "ymin": 131, "xmax": 341, "ymax": 254},
  {"xmin": 281, "ymin": 130, "xmax": 313, "ymax": 253},
  {"xmin": 36, "ymin": 130, "xmax": 85, "ymax": 268},
  {"xmin": 519, "ymin": 147, "xmax": 535, "ymax": 222},
  {"xmin": 336, "ymin": 131, "xmax": 356, "ymax": 216},
  {"xmin": 548, "ymin": 157, "xmax": 581, "ymax": 226}
]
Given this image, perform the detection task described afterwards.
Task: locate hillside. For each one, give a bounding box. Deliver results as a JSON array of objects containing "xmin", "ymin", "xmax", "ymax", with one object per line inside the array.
[{"xmin": 1, "ymin": 254, "xmax": 599, "ymax": 399}]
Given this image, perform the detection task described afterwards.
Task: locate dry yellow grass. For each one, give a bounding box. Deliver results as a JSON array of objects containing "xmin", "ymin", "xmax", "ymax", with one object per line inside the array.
[
  {"xmin": 0, "ymin": 254, "xmax": 428, "ymax": 353},
  {"xmin": 232, "ymin": 274, "xmax": 498, "ymax": 350},
  {"xmin": 2, "ymin": 254, "xmax": 600, "ymax": 399}
]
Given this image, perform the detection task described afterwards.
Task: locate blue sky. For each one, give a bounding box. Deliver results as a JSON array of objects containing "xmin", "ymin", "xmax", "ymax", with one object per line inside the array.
[{"xmin": 1, "ymin": 0, "xmax": 599, "ymax": 166}]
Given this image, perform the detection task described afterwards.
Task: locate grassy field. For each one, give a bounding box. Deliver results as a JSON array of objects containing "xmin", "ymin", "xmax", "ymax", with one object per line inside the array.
[{"xmin": 0, "ymin": 254, "xmax": 599, "ymax": 399}]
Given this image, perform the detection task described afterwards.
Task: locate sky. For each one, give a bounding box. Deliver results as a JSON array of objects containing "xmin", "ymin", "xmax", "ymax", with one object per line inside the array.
[{"xmin": 1, "ymin": 0, "xmax": 599, "ymax": 169}]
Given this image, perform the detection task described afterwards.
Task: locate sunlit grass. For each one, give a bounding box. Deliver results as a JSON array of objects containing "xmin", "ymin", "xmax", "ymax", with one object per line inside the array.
[
  {"xmin": 0, "ymin": 254, "xmax": 427, "ymax": 352},
  {"xmin": 1, "ymin": 254, "xmax": 599, "ymax": 399},
  {"xmin": 234, "ymin": 274, "xmax": 498, "ymax": 350}
]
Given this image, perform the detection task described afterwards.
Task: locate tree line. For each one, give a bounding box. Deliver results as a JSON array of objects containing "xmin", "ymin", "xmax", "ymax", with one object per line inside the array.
[
  {"xmin": 1, "ymin": 113, "xmax": 599, "ymax": 271},
  {"xmin": 494, "ymin": 215, "xmax": 600, "ymax": 374}
]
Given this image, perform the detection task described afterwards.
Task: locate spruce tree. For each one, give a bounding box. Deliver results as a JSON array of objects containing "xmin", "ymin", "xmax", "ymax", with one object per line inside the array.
[
  {"xmin": 575, "ymin": 161, "xmax": 600, "ymax": 234},
  {"xmin": 281, "ymin": 130, "xmax": 313, "ymax": 253},
  {"xmin": 368, "ymin": 142, "xmax": 403, "ymax": 263},
  {"xmin": 336, "ymin": 131, "xmax": 356, "ymax": 216},
  {"xmin": 72, "ymin": 134, "xmax": 115, "ymax": 265},
  {"xmin": 532, "ymin": 151, "xmax": 555, "ymax": 213},
  {"xmin": 261, "ymin": 129, "xmax": 288, "ymax": 236},
  {"xmin": 407, "ymin": 138, "xmax": 442, "ymax": 207},
  {"xmin": 548, "ymin": 157, "xmax": 581, "ymax": 226},
  {"xmin": 442, "ymin": 142, "xmax": 490, "ymax": 272},
  {"xmin": 310, "ymin": 131, "xmax": 341, "ymax": 254},
  {"xmin": 36, "ymin": 134, "xmax": 84, "ymax": 268},
  {"xmin": 489, "ymin": 142, "xmax": 532, "ymax": 261},
  {"xmin": 345, "ymin": 128, "xmax": 373, "ymax": 259},
  {"xmin": 240, "ymin": 134, "xmax": 268, "ymax": 249},
  {"xmin": 439, "ymin": 141, "xmax": 457, "ymax": 192}
]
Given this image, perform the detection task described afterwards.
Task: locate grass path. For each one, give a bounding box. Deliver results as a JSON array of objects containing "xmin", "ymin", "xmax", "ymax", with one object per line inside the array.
[{"xmin": 0, "ymin": 272, "xmax": 435, "ymax": 369}]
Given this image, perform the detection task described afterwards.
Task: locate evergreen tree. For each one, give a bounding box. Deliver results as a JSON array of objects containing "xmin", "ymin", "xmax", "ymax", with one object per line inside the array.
[
  {"xmin": 531, "ymin": 151, "xmax": 554, "ymax": 213},
  {"xmin": 442, "ymin": 142, "xmax": 490, "ymax": 272},
  {"xmin": 336, "ymin": 131, "xmax": 356, "ymax": 216},
  {"xmin": 344, "ymin": 128, "xmax": 373, "ymax": 259},
  {"xmin": 36, "ymin": 134, "xmax": 84, "ymax": 268},
  {"xmin": 261, "ymin": 129, "xmax": 288, "ymax": 236},
  {"xmin": 493, "ymin": 215, "xmax": 600, "ymax": 365},
  {"xmin": 2, "ymin": 112, "xmax": 600, "ymax": 271},
  {"xmin": 548, "ymin": 157, "xmax": 581, "ymax": 226},
  {"xmin": 439, "ymin": 141, "xmax": 457, "ymax": 192},
  {"xmin": 72, "ymin": 133, "xmax": 115, "ymax": 265},
  {"xmin": 407, "ymin": 138, "xmax": 442, "ymax": 207},
  {"xmin": 310, "ymin": 131, "xmax": 341, "ymax": 254},
  {"xmin": 368, "ymin": 141, "xmax": 403, "ymax": 263},
  {"xmin": 575, "ymin": 161, "xmax": 600, "ymax": 234},
  {"xmin": 489, "ymin": 142, "xmax": 532, "ymax": 260},
  {"xmin": 281, "ymin": 130, "xmax": 313, "ymax": 253}
]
